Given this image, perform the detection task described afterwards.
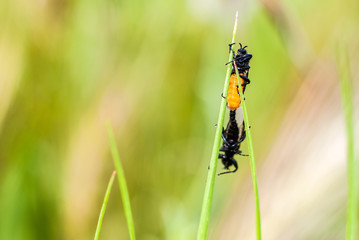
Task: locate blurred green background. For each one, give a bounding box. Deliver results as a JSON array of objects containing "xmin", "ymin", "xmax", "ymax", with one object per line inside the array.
[{"xmin": 0, "ymin": 0, "xmax": 358, "ymax": 239}]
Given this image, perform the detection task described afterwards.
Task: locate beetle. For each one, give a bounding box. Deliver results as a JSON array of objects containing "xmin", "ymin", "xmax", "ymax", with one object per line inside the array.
[
  {"xmin": 218, "ymin": 108, "xmax": 248, "ymax": 175},
  {"xmin": 225, "ymin": 43, "xmax": 252, "ymax": 111}
]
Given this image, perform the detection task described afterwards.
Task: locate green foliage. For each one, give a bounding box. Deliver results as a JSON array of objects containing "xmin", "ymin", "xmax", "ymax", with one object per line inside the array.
[
  {"xmin": 337, "ymin": 49, "xmax": 357, "ymax": 240},
  {"xmin": 0, "ymin": 0, "xmax": 358, "ymax": 238},
  {"xmin": 94, "ymin": 171, "xmax": 116, "ymax": 240},
  {"xmin": 234, "ymin": 62, "xmax": 262, "ymax": 240},
  {"xmin": 106, "ymin": 123, "xmax": 136, "ymax": 240},
  {"xmin": 197, "ymin": 12, "xmax": 238, "ymax": 240}
]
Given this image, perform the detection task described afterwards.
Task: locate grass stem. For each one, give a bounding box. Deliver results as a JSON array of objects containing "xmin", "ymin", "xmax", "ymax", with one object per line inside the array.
[
  {"xmin": 234, "ymin": 62, "xmax": 262, "ymax": 240},
  {"xmin": 337, "ymin": 49, "xmax": 357, "ymax": 240},
  {"xmin": 196, "ymin": 11, "xmax": 238, "ymax": 240},
  {"xmin": 106, "ymin": 122, "xmax": 136, "ymax": 240},
  {"xmin": 94, "ymin": 171, "xmax": 116, "ymax": 240}
]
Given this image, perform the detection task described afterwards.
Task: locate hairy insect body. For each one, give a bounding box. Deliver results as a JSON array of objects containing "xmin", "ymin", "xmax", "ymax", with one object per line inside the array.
[
  {"xmin": 218, "ymin": 109, "xmax": 246, "ymax": 175},
  {"xmin": 227, "ymin": 73, "xmax": 246, "ymax": 111},
  {"xmin": 226, "ymin": 43, "xmax": 252, "ymax": 111},
  {"xmin": 218, "ymin": 43, "xmax": 253, "ymax": 175}
]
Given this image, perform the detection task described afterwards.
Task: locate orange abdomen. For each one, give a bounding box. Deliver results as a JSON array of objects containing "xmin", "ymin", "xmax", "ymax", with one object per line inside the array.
[{"xmin": 227, "ymin": 73, "xmax": 245, "ymax": 110}]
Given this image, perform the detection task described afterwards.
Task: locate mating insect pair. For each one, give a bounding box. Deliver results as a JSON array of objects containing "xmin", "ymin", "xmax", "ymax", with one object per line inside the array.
[{"xmin": 218, "ymin": 43, "xmax": 252, "ymax": 175}]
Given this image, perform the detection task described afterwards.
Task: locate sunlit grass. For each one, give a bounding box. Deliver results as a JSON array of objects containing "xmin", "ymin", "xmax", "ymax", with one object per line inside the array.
[
  {"xmin": 1, "ymin": 0, "xmax": 357, "ymax": 238},
  {"xmin": 337, "ymin": 48, "xmax": 357, "ymax": 240},
  {"xmin": 94, "ymin": 171, "xmax": 116, "ymax": 240},
  {"xmin": 234, "ymin": 62, "xmax": 261, "ymax": 240},
  {"xmin": 106, "ymin": 122, "xmax": 136, "ymax": 240},
  {"xmin": 197, "ymin": 12, "xmax": 238, "ymax": 240}
]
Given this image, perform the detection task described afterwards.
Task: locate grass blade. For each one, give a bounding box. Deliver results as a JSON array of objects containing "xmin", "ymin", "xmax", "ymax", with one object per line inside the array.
[
  {"xmin": 197, "ymin": 11, "xmax": 238, "ymax": 240},
  {"xmin": 337, "ymin": 49, "xmax": 357, "ymax": 240},
  {"xmin": 234, "ymin": 62, "xmax": 262, "ymax": 239},
  {"xmin": 106, "ymin": 122, "xmax": 136, "ymax": 240},
  {"xmin": 94, "ymin": 171, "xmax": 117, "ymax": 240}
]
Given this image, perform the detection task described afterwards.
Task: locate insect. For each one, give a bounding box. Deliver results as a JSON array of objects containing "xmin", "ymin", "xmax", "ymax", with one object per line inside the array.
[
  {"xmin": 218, "ymin": 108, "xmax": 247, "ymax": 175},
  {"xmin": 225, "ymin": 43, "xmax": 252, "ymax": 111}
]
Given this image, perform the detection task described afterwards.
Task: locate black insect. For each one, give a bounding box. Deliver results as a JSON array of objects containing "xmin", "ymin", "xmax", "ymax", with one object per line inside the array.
[
  {"xmin": 218, "ymin": 109, "xmax": 247, "ymax": 175},
  {"xmin": 226, "ymin": 42, "xmax": 253, "ymax": 93}
]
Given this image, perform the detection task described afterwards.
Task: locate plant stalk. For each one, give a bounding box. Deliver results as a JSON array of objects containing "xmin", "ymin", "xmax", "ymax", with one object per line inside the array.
[
  {"xmin": 94, "ymin": 171, "xmax": 117, "ymax": 240},
  {"xmin": 197, "ymin": 11, "xmax": 238, "ymax": 240},
  {"xmin": 106, "ymin": 122, "xmax": 136, "ymax": 240},
  {"xmin": 234, "ymin": 62, "xmax": 262, "ymax": 240}
]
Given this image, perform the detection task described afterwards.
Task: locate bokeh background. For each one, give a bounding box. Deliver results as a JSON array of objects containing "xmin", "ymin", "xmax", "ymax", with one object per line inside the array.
[{"xmin": 0, "ymin": 0, "xmax": 358, "ymax": 239}]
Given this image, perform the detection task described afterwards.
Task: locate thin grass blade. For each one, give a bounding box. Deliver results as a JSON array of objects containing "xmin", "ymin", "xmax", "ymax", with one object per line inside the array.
[
  {"xmin": 106, "ymin": 122, "xmax": 136, "ymax": 240},
  {"xmin": 337, "ymin": 49, "xmax": 357, "ymax": 240},
  {"xmin": 197, "ymin": 11, "xmax": 238, "ymax": 240},
  {"xmin": 94, "ymin": 171, "xmax": 117, "ymax": 240},
  {"xmin": 234, "ymin": 62, "xmax": 262, "ymax": 240}
]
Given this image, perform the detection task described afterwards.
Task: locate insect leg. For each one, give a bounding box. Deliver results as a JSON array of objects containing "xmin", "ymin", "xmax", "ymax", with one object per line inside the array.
[
  {"xmin": 238, "ymin": 152, "xmax": 249, "ymax": 157},
  {"xmin": 229, "ymin": 42, "xmax": 236, "ymax": 55},
  {"xmin": 239, "ymin": 75, "xmax": 251, "ymax": 85},
  {"xmin": 217, "ymin": 158, "xmax": 238, "ymax": 176},
  {"xmin": 225, "ymin": 60, "xmax": 234, "ymax": 65},
  {"xmin": 239, "ymin": 75, "xmax": 251, "ymax": 93},
  {"xmin": 232, "ymin": 159, "xmax": 238, "ymax": 172}
]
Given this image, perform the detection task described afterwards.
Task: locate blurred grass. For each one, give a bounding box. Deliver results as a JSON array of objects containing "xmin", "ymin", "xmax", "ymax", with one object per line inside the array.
[
  {"xmin": 94, "ymin": 171, "xmax": 116, "ymax": 240},
  {"xmin": 106, "ymin": 122, "xmax": 136, "ymax": 240},
  {"xmin": 337, "ymin": 49, "xmax": 357, "ymax": 240},
  {"xmin": 0, "ymin": 0, "xmax": 358, "ymax": 239}
]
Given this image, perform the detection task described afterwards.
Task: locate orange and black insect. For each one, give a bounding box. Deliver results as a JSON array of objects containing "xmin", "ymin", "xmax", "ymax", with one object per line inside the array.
[
  {"xmin": 218, "ymin": 108, "xmax": 247, "ymax": 175},
  {"xmin": 218, "ymin": 43, "xmax": 252, "ymax": 175},
  {"xmin": 225, "ymin": 43, "xmax": 252, "ymax": 111}
]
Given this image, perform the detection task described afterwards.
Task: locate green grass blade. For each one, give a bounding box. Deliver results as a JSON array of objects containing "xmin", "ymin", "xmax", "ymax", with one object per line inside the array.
[
  {"xmin": 106, "ymin": 122, "xmax": 136, "ymax": 240},
  {"xmin": 234, "ymin": 62, "xmax": 262, "ymax": 240},
  {"xmin": 337, "ymin": 49, "xmax": 357, "ymax": 240},
  {"xmin": 197, "ymin": 11, "xmax": 238, "ymax": 240},
  {"xmin": 94, "ymin": 171, "xmax": 117, "ymax": 240}
]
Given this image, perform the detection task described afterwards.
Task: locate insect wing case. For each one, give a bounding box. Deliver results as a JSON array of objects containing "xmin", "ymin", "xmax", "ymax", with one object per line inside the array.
[{"xmin": 223, "ymin": 107, "xmax": 245, "ymax": 143}]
